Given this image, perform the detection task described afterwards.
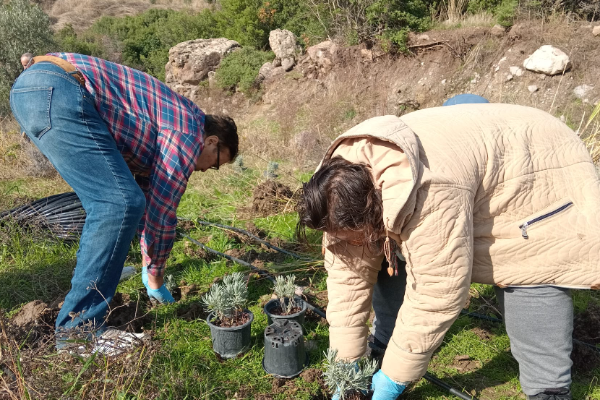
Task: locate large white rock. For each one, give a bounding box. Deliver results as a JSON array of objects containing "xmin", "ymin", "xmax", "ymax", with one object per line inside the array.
[
  {"xmin": 523, "ymin": 45, "xmax": 571, "ymax": 75},
  {"xmin": 269, "ymin": 29, "xmax": 297, "ymax": 60},
  {"xmin": 593, "ymin": 26, "xmax": 600, "ymax": 36},
  {"xmin": 165, "ymin": 38, "xmax": 240, "ymax": 98}
]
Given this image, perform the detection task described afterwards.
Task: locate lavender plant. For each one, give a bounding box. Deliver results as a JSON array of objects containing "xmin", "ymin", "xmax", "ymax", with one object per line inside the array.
[
  {"xmin": 273, "ymin": 275, "xmax": 297, "ymax": 314},
  {"xmin": 323, "ymin": 348, "xmax": 378, "ymax": 400},
  {"xmin": 202, "ymin": 272, "xmax": 248, "ymax": 322}
]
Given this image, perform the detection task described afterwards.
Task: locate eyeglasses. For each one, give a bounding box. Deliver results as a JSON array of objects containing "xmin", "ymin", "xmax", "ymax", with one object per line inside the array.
[{"xmin": 210, "ymin": 143, "xmax": 220, "ymax": 171}]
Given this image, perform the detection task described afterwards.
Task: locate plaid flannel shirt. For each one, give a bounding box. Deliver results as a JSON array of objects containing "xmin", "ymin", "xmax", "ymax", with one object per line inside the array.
[{"xmin": 50, "ymin": 53, "xmax": 205, "ymax": 276}]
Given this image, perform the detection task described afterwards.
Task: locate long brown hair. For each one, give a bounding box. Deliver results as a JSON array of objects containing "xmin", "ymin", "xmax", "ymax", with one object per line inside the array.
[{"xmin": 296, "ymin": 156, "xmax": 384, "ymax": 249}]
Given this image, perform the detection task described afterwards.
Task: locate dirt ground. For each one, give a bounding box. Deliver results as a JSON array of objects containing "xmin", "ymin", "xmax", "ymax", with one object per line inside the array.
[{"xmin": 251, "ymin": 180, "xmax": 296, "ymax": 217}]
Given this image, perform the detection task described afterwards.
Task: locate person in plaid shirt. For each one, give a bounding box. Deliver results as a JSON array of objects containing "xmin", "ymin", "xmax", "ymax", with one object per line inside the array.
[{"xmin": 10, "ymin": 53, "xmax": 238, "ymax": 350}]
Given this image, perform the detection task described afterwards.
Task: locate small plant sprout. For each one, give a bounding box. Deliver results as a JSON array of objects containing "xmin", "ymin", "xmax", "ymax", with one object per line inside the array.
[
  {"xmin": 232, "ymin": 155, "xmax": 247, "ymax": 172},
  {"xmin": 202, "ymin": 272, "xmax": 248, "ymax": 323},
  {"xmin": 323, "ymin": 348, "xmax": 378, "ymax": 400},
  {"xmin": 264, "ymin": 161, "xmax": 279, "ymax": 179},
  {"xmin": 274, "ymin": 275, "xmax": 297, "ymax": 314}
]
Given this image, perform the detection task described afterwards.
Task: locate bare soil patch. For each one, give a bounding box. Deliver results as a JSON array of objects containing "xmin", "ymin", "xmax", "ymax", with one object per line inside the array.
[
  {"xmin": 571, "ymin": 304, "xmax": 600, "ymax": 373},
  {"xmin": 451, "ymin": 355, "xmax": 481, "ymax": 373},
  {"xmin": 251, "ymin": 181, "xmax": 295, "ymax": 217},
  {"xmin": 472, "ymin": 326, "xmax": 493, "ymax": 341}
]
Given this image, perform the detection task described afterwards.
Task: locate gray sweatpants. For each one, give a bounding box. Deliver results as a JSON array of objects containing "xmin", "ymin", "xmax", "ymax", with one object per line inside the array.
[{"xmin": 372, "ymin": 261, "xmax": 573, "ymax": 395}]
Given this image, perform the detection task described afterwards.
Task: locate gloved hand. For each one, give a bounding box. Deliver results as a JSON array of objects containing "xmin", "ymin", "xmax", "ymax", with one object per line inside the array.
[
  {"xmin": 142, "ymin": 266, "xmax": 175, "ymax": 304},
  {"xmin": 371, "ymin": 370, "xmax": 406, "ymax": 400}
]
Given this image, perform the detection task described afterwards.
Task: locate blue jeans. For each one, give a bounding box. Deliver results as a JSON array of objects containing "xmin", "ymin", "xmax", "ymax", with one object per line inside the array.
[{"xmin": 10, "ymin": 62, "xmax": 145, "ymax": 335}]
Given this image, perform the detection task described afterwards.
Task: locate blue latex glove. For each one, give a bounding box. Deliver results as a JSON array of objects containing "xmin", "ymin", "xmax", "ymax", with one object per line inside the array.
[
  {"xmin": 332, "ymin": 388, "xmax": 341, "ymax": 400},
  {"xmin": 371, "ymin": 370, "xmax": 406, "ymax": 400},
  {"xmin": 142, "ymin": 267, "xmax": 175, "ymax": 304}
]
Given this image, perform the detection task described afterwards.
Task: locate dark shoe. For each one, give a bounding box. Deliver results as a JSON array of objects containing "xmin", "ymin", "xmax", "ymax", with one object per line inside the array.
[
  {"xmin": 527, "ymin": 388, "xmax": 571, "ymax": 400},
  {"xmin": 366, "ymin": 334, "xmax": 388, "ymax": 366}
]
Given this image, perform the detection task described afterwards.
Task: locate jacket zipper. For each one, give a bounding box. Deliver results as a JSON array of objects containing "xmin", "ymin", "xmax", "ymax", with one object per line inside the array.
[{"xmin": 519, "ymin": 202, "xmax": 573, "ymax": 239}]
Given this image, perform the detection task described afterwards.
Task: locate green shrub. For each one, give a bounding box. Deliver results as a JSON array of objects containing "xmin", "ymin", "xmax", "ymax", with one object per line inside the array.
[
  {"xmin": 466, "ymin": 0, "xmax": 503, "ymax": 14},
  {"xmin": 55, "ymin": 24, "xmax": 106, "ymax": 57},
  {"xmin": 0, "ymin": 0, "xmax": 55, "ymax": 117},
  {"xmin": 495, "ymin": 0, "xmax": 518, "ymax": 26},
  {"xmin": 216, "ymin": 47, "xmax": 275, "ymax": 92}
]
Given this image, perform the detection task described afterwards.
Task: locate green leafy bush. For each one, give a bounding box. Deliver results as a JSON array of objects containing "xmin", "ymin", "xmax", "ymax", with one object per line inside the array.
[
  {"xmin": 55, "ymin": 24, "xmax": 106, "ymax": 58},
  {"xmin": 216, "ymin": 47, "xmax": 275, "ymax": 92},
  {"xmin": 495, "ymin": 0, "xmax": 518, "ymax": 26},
  {"xmin": 0, "ymin": 0, "xmax": 55, "ymax": 116}
]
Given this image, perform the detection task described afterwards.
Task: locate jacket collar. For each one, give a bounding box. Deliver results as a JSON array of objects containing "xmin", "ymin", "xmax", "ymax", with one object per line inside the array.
[{"xmin": 320, "ymin": 115, "xmax": 422, "ymax": 233}]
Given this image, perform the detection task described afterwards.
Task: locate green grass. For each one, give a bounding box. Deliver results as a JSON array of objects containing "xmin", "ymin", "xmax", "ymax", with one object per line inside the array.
[{"xmin": 1, "ymin": 167, "xmax": 600, "ymax": 399}]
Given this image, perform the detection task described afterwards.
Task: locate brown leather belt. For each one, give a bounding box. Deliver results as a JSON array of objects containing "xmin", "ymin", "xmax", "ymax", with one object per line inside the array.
[{"xmin": 25, "ymin": 55, "xmax": 86, "ymax": 86}]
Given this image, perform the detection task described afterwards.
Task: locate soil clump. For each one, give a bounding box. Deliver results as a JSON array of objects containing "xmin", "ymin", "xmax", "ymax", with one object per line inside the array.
[{"xmin": 252, "ymin": 181, "xmax": 295, "ymax": 217}]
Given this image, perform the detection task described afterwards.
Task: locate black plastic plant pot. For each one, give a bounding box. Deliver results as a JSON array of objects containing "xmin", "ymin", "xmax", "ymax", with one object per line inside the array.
[
  {"xmin": 206, "ymin": 310, "xmax": 254, "ymax": 359},
  {"xmin": 264, "ymin": 298, "xmax": 308, "ymax": 326},
  {"xmin": 262, "ymin": 319, "xmax": 306, "ymax": 378}
]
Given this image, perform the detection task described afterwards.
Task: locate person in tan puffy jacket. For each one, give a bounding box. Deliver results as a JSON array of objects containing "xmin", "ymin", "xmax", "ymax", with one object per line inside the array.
[{"xmin": 297, "ymin": 102, "xmax": 600, "ymax": 400}]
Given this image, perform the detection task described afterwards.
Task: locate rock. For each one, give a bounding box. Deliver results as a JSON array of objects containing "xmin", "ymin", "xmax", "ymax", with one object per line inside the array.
[
  {"xmin": 165, "ymin": 38, "xmax": 240, "ymax": 99},
  {"xmin": 269, "ymin": 29, "xmax": 297, "ymax": 60},
  {"xmin": 505, "ymin": 74, "xmax": 513, "ymax": 82},
  {"xmin": 528, "ymin": 85, "xmax": 539, "ymax": 93},
  {"xmin": 258, "ymin": 62, "xmax": 274, "ymax": 82},
  {"xmin": 509, "ymin": 66, "xmax": 524, "ymax": 76},
  {"xmin": 491, "ymin": 24, "xmax": 506, "ymax": 37},
  {"xmin": 593, "ymin": 26, "xmax": 600, "ymax": 36},
  {"xmin": 441, "ymin": 79, "xmax": 447, "ymax": 85},
  {"xmin": 574, "ymin": 84, "xmax": 594, "ymax": 99},
  {"xmin": 306, "ymin": 40, "xmax": 337, "ymax": 73},
  {"xmin": 416, "ymin": 34, "xmax": 430, "ymax": 41},
  {"xmin": 281, "ymin": 57, "xmax": 295, "ymax": 72},
  {"xmin": 523, "ymin": 45, "xmax": 571, "ymax": 76},
  {"xmin": 207, "ymin": 71, "xmax": 216, "ymax": 88}
]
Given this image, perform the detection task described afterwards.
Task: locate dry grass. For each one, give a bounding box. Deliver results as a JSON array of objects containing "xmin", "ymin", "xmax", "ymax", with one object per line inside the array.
[
  {"xmin": 0, "ymin": 117, "xmax": 27, "ymax": 181},
  {"xmin": 49, "ymin": 0, "xmax": 211, "ymax": 32}
]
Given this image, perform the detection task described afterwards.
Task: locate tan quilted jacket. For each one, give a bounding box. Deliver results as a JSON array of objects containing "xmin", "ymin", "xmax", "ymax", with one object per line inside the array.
[{"xmin": 321, "ymin": 104, "xmax": 600, "ymax": 384}]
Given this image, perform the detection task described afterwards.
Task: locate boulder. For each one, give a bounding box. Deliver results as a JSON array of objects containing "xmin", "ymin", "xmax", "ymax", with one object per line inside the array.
[
  {"xmin": 491, "ymin": 24, "xmax": 506, "ymax": 37},
  {"xmin": 523, "ymin": 45, "xmax": 571, "ymax": 76},
  {"xmin": 258, "ymin": 62, "xmax": 274, "ymax": 82},
  {"xmin": 307, "ymin": 40, "xmax": 337, "ymax": 71},
  {"xmin": 593, "ymin": 26, "xmax": 600, "ymax": 36},
  {"xmin": 509, "ymin": 66, "xmax": 524, "ymax": 77},
  {"xmin": 282, "ymin": 57, "xmax": 295, "ymax": 72},
  {"xmin": 528, "ymin": 85, "xmax": 539, "ymax": 93},
  {"xmin": 165, "ymin": 38, "xmax": 240, "ymax": 98},
  {"xmin": 269, "ymin": 29, "xmax": 297, "ymax": 60}
]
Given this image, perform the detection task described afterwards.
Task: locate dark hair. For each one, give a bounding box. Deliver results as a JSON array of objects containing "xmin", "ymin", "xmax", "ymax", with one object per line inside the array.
[
  {"xmin": 296, "ymin": 156, "xmax": 384, "ymax": 248},
  {"xmin": 205, "ymin": 114, "xmax": 239, "ymax": 162}
]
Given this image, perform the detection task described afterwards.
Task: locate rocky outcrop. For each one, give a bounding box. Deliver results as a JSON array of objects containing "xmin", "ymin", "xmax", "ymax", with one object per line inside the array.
[
  {"xmin": 523, "ymin": 45, "xmax": 571, "ymax": 75},
  {"xmin": 298, "ymin": 40, "xmax": 338, "ymax": 78},
  {"xmin": 269, "ymin": 29, "xmax": 298, "ymax": 71},
  {"xmin": 165, "ymin": 38, "xmax": 240, "ymax": 99}
]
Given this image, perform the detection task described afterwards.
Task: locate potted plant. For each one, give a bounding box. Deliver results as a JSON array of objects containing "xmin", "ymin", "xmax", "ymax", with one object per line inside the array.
[
  {"xmin": 323, "ymin": 348, "xmax": 378, "ymax": 400},
  {"xmin": 203, "ymin": 272, "xmax": 254, "ymax": 359},
  {"xmin": 263, "ymin": 275, "xmax": 308, "ymax": 326},
  {"xmin": 262, "ymin": 319, "xmax": 306, "ymax": 378}
]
